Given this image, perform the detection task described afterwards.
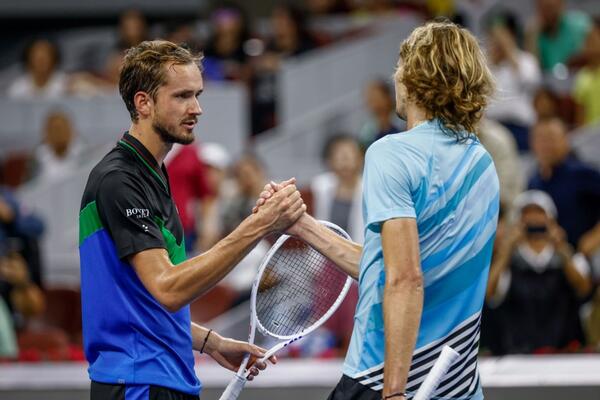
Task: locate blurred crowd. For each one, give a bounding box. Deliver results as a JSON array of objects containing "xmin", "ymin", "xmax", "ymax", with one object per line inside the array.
[
  {"xmin": 0, "ymin": 1, "xmax": 434, "ymax": 136},
  {"xmin": 1, "ymin": 0, "xmax": 600, "ymax": 362}
]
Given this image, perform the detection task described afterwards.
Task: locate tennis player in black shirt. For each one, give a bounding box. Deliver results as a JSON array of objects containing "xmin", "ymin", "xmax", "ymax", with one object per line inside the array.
[{"xmin": 79, "ymin": 40, "xmax": 305, "ymax": 400}]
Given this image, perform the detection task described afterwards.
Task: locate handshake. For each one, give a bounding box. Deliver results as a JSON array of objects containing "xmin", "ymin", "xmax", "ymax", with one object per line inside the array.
[{"xmin": 250, "ymin": 177, "xmax": 312, "ymax": 237}]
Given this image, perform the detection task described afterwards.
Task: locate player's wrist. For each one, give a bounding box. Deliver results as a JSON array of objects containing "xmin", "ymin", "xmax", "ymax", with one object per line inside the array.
[
  {"xmin": 242, "ymin": 213, "xmax": 272, "ymax": 240},
  {"xmin": 382, "ymin": 392, "xmax": 406, "ymax": 400},
  {"xmin": 202, "ymin": 329, "xmax": 221, "ymax": 354}
]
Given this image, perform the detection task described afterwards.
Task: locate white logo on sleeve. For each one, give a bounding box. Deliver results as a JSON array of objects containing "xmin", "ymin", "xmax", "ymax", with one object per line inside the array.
[
  {"xmin": 141, "ymin": 224, "xmax": 149, "ymax": 232},
  {"xmin": 126, "ymin": 208, "xmax": 150, "ymax": 218}
]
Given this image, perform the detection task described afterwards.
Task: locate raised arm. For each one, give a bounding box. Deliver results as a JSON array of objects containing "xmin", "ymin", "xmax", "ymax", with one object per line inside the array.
[
  {"xmin": 130, "ymin": 184, "xmax": 305, "ymax": 312},
  {"xmin": 253, "ymin": 180, "xmax": 362, "ymax": 279},
  {"xmin": 286, "ymin": 213, "xmax": 362, "ymax": 280}
]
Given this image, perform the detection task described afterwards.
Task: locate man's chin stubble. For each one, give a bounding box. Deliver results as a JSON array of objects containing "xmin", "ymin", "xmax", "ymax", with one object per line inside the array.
[{"xmin": 154, "ymin": 123, "xmax": 195, "ymax": 145}]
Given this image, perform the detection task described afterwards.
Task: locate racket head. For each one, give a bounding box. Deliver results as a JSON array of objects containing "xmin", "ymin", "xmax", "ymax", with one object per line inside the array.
[{"xmin": 250, "ymin": 220, "xmax": 353, "ymax": 340}]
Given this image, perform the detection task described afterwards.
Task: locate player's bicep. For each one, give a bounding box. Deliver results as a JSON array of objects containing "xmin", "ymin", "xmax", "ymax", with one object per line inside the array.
[
  {"xmin": 381, "ymin": 218, "xmax": 421, "ymax": 284},
  {"xmin": 129, "ymin": 248, "xmax": 176, "ymax": 309}
]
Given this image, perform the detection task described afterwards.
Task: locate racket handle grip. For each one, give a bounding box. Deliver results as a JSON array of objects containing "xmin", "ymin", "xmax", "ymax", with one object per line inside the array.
[
  {"xmin": 413, "ymin": 345, "xmax": 460, "ymax": 400},
  {"xmin": 218, "ymin": 374, "xmax": 247, "ymax": 400}
]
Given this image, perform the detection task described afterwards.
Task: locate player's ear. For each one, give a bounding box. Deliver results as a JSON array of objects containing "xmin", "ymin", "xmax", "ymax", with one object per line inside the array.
[{"xmin": 133, "ymin": 91, "xmax": 153, "ymax": 119}]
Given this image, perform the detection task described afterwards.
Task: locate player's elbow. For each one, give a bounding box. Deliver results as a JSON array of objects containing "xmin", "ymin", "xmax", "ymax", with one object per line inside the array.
[
  {"xmin": 153, "ymin": 282, "xmax": 186, "ymax": 313},
  {"xmin": 157, "ymin": 292, "xmax": 186, "ymax": 313},
  {"xmin": 385, "ymin": 268, "xmax": 423, "ymax": 290}
]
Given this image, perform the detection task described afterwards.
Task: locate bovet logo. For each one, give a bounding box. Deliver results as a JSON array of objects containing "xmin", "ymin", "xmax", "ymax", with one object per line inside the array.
[{"xmin": 126, "ymin": 208, "xmax": 150, "ymax": 218}]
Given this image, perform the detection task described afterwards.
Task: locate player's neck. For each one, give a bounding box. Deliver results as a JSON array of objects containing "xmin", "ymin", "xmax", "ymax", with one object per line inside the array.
[
  {"xmin": 405, "ymin": 102, "xmax": 428, "ymax": 130},
  {"xmin": 128, "ymin": 122, "xmax": 172, "ymax": 166}
]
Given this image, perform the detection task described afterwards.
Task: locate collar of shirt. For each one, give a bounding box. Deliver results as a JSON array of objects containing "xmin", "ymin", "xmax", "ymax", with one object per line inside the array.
[{"xmin": 119, "ymin": 132, "xmax": 170, "ymax": 193}]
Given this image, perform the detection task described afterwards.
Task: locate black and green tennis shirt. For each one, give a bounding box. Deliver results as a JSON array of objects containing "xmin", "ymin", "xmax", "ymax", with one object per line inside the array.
[{"xmin": 78, "ymin": 132, "xmax": 200, "ymax": 395}]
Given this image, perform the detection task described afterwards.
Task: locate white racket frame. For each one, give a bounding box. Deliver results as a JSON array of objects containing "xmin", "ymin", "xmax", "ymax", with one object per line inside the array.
[{"xmin": 219, "ymin": 220, "xmax": 353, "ymax": 400}]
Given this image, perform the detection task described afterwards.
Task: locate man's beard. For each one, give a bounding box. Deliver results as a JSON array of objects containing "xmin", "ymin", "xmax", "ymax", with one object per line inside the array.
[{"xmin": 153, "ymin": 115, "xmax": 195, "ymax": 145}]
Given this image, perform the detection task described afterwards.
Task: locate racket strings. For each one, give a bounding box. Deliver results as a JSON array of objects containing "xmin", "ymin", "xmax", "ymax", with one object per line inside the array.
[{"xmin": 256, "ymin": 234, "xmax": 348, "ymax": 337}]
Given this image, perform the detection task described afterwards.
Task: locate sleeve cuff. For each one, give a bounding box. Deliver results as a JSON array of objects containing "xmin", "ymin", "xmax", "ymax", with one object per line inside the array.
[
  {"xmin": 366, "ymin": 207, "xmax": 416, "ymax": 228},
  {"xmin": 118, "ymin": 239, "xmax": 167, "ymax": 261}
]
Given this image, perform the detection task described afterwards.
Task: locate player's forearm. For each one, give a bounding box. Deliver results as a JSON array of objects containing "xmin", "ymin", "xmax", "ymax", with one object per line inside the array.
[
  {"xmin": 157, "ymin": 214, "xmax": 268, "ymax": 311},
  {"xmin": 383, "ymin": 276, "xmax": 424, "ymax": 397},
  {"xmin": 191, "ymin": 322, "xmax": 221, "ymax": 353},
  {"xmin": 293, "ymin": 214, "xmax": 361, "ymax": 279}
]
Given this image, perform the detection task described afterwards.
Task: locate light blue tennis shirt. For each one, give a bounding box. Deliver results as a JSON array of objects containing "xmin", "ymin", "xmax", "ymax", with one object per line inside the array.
[{"xmin": 343, "ymin": 119, "xmax": 499, "ymax": 399}]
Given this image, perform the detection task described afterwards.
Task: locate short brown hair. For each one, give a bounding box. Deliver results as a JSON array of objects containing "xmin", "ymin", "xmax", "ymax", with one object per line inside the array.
[
  {"xmin": 397, "ymin": 21, "xmax": 494, "ymax": 141},
  {"xmin": 119, "ymin": 40, "xmax": 203, "ymax": 121}
]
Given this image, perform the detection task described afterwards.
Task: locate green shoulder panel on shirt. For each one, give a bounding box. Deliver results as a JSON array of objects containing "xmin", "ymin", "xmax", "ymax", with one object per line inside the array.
[
  {"xmin": 79, "ymin": 201, "xmax": 185, "ymax": 264},
  {"xmin": 153, "ymin": 217, "xmax": 186, "ymax": 265},
  {"xmin": 79, "ymin": 201, "xmax": 103, "ymax": 245}
]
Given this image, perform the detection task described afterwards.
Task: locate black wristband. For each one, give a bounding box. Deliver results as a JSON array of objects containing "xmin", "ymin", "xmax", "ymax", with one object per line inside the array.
[
  {"xmin": 384, "ymin": 392, "xmax": 406, "ymax": 400},
  {"xmin": 200, "ymin": 329, "xmax": 212, "ymax": 353}
]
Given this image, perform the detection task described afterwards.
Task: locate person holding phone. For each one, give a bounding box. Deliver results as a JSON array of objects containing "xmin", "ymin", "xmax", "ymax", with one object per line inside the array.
[{"xmin": 486, "ymin": 190, "xmax": 592, "ymax": 354}]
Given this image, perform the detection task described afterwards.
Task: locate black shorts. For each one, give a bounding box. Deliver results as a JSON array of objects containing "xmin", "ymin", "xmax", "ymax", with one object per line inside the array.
[
  {"xmin": 327, "ymin": 375, "xmax": 381, "ymax": 400},
  {"xmin": 90, "ymin": 381, "xmax": 199, "ymax": 400}
]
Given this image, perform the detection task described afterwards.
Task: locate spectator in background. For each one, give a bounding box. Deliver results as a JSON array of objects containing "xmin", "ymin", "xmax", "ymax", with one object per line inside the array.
[
  {"xmin": 198, "ymin": 143, "xmax": 234, "ymax": 241},
  {"xmin": 306, "ymin": 0, "xmax": 350, "ymax": 16},
  {"xmin": 486, "ymin": 11, "xmax": 541, "ymax": 151},
  {"xmin": 478, "ymin": 119, "xmax": 524, "ymax": 208},
  {"xmin": 359, "ymin": 79, "xmax": 402, "ymax": 149},
  {"xmin": 200, "ymin": 143, "xmax": 232, "ymax": 205},
  {"xmin": 69, "ymin": 50, "xmax": 123, "ymax": 97},
  {"xmin": 203, "ymin": 4, "xmax": 252, "ymax": 82},
  {"xmin": 0, "ymin": 289, "xmax": 17, "ymax": 358},
  {"xmin": 525, "ymin": 0, "xmax": 591, "ymax": 72},
  {"xmin": 164, "ymin": 19, "xmax": 201, "ymax": 52},
  {"xmin": 251, "ymin": 3, "xmax": 317, "ymax": 134},
  {"xmin": 533, "ymin": 86, "xmax": 561, "ymax": 121},
  {"xmin": 309, "ymin": 134, "xmax": 362, "ymax": 355},
  {"xmin": 310, "ymin": 134, "xmax": 364, "ymax": 243},
  {"xmin": 480, "ymin": 204, "xmax": 508, "ymax": 355},
  {"xmin": 116, "ymin": 9, "xmax": 149, "ymax": 51},
  {"xmin": 573, "ymin": 18, "xmax": 600, "ymax": 127},
  {"xmin": 0, "ymin": 253, "xmax": 46, "ymax": 359},
  {"xmin": 222, "ymin": 153, "xmax": 268, "ymax": 235},
  {"xmin": 269, "ymin": 3, "xmax": 317, "ymax": 57},
  {"xmin": 220, "ymin": 153, "xmax": 271, "ymax": 304},
  {"xmin": 0, "ymin": 192, "xmax": 46, "ymax": 358},
  {"xmin": 164, "ymin": 143, "xmax": 217, "ymax": 254},
  {"xmin": 529, "ymin": 118, "xmax": 600, "ymax": 253},
  {"xmin": 350, "ymin": 0, "xmax": 397, "ymax": 17},
  {"xmin": 0, "ymin": 187, "xmax": 44, "ymax": 287},
  {"xmin": 32, "ymin": 111, "xmax": 82, "ymax": 182},
  {"xmin": 486, "ymin": 191, "xmax": 592, "ymax": 354},
  {"xmin": 0, "ymin": 253, "xmax": 46, "ymax": 322},
  {"xmin": 7, "ymin": 39, "xmax": 67, "ymax": 100}
]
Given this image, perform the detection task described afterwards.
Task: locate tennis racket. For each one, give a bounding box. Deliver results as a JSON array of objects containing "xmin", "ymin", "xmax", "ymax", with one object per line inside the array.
[
  {"xmin": 218, "ymin": 220, "xmax": 353, "ymax": 400},
  {"xmin": 413, "ymin": 345, "xmax": 460, "ymax": 400}
]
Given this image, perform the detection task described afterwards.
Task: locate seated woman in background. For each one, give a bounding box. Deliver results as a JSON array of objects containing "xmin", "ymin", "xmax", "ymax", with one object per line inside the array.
[
  {"xmin": 359, "ymin": 79, "xmax": 403, "ymax": 149},
  {"xmin": 7, "ymin": 39, "xmax": 67, "ymax": 100}
]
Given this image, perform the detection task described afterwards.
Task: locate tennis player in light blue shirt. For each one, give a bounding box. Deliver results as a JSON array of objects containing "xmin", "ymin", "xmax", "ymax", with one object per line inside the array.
[{"xmin": 257, "ymin": 20, "xmax": 498, "ymax": 400}]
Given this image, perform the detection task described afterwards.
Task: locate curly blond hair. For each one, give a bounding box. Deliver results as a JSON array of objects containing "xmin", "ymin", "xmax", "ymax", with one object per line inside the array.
[{"xmin": 397, "ymin": 21, "xmax": 494, "ymax": 140}]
